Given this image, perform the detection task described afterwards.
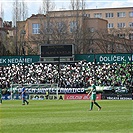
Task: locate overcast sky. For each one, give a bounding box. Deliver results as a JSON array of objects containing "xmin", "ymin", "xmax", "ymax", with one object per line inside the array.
[{"xmin": 0, "ymin": 0, "xmax": 133, "ymax": 21}]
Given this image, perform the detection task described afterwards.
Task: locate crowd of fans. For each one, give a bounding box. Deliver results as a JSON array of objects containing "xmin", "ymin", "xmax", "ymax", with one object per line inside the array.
[{"xmin": 0, "ymin": 61, "xmax": 132, "ymax": 91}]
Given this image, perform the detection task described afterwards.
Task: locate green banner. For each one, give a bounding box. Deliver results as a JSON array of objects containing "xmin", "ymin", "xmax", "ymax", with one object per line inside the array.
[
  {"xmin": 0, "ymin": 54, "xmax": 133, "ymax": 65},
  {"xmin": 75, "ymin": 54, "xmax": 94, "ymax": 62},
  {"xmin": 96, "ymin": 53, "xmax": 133, "ymax": 64},
  {"xmin": 0, "ymin": 55, "xmax": 40, "ymax": 66},
  {"xmin": 75, "ymin": 53, "xmax": 133, "ymax": 64}
]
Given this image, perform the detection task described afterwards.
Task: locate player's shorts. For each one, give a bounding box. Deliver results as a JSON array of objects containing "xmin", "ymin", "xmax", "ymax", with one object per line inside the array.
[
  {"xmin": 90, "ymin": 94, "xmax": 96, "ymax": 101},
  {"xmin": 22, "ymin": 95, "xmax": 26, "ymax": 100}
]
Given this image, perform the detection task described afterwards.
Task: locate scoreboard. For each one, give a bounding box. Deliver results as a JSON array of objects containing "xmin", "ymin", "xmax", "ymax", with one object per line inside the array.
[
  {"xmin": 40, "ymin": 44, "xmax": 74, "ymax": 57},
  {"xmin": 40, "ymin": 44, "xmax": 74, "ymax": 62}
]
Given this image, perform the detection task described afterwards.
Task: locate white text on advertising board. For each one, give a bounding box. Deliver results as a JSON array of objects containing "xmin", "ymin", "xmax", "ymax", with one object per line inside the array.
[
  {"xmin": 0, "ymin": 58, "xmax": 33, "ymax": 64},
  {"xmin": 99, "ymin": 55, "xmax": 125, "ymax": 62}
]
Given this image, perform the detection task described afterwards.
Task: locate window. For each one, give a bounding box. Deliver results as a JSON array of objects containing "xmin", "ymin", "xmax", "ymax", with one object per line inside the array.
[
  {"xmin": 129, "ymin": 11, "xmax": 133, "ymax": 17},
  {"xmin": 108, "ymin": 23, "xmax": 114, "ymax": 28},
  {"xmin": 117, "ymin": 34, "xmax": 125, "ymax": 38},
  {"xmin": 117, "ymin": 12, "xmax": 126, "ymax": 17},
  {"xmin": 129, "ymin": 22, "xmax": 133, "ymax": 28},
  {"xmin": 70, "ymin": 21, "xmax": 77, "ymax": 32},
  {"xmin": 32, "ymin": 23, "xmax": 40, "ymax": 34},
  {"xmin": 57, "ymin": 22, "xmax": 66, "ymax": 33},
  {"xmin": 117, "ymin": 23, "xmax": 125, "ymax": 28},
  {"xmin": 84, "ymin": 14, "xmax": 90, "ymax": 17},
  {"xmin": 94, "ymin": 13, "xmax": 102, "ymax": 18},
  {"xmin": 106, "ymin": 13, "xmax": 114, "ymax": 18},
  {"xmin": 44, "ymin": 22, "xmax": 53, "ymax": 34},
  {"xmin": 129, "ymin": 33, "xmax": 133, "ymax": 40},
  {"xmin": 90, "ymin": 27, "xmax": 95, "ymax": 32}
]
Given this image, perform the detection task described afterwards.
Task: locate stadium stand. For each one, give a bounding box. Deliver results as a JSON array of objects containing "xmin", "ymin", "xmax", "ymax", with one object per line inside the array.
[{"xmin": 0, "ymin": 61, "xmax": 132, "ymax": 94}]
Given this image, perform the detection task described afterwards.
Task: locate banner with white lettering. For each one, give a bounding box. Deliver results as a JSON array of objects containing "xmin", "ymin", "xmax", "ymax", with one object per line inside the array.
[
  {"xmin": 11, "ymin": 87, "xmax": 86, "ymax": 94},
  {"xmin": 97, "ymin": 53, "xmax": 133, "ymax": 64},
  {"xmin": 64, "ymin": 94, "xmax": 101, "ymax": 100},
  {"xmin": 102, "ymin": 94, "xmax": 132, "ymax": 100},
  {"xmin": 75, "ymin": 53, "xmax": 133, "ymax": 64},
  {"xmin": 29, "ymin": 94, "xmax": 64, "ymax": 100},
  {"xmin": 0, "ymin": 55, "xmax": 40, "ymax": 66},
  {"xmin": 10, "ymin": 86, "xmax": 128, "ymax": 94}
]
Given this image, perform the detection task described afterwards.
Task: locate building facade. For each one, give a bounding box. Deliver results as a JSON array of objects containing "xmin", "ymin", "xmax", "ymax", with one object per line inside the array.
[
  {"xmin": 0, "ymin": 18, "xmax": 15, "ymax": 55},
  {"xmin": 49, "ymin": 7, "xmax": 133, "ymax": 40},
  {"xmin": 18, "ymin": 13, "xmax": 108, "ymax": 54},
  {"xmin": 1, "ymin": 7, "xmax": 133, "ymax": 55}
]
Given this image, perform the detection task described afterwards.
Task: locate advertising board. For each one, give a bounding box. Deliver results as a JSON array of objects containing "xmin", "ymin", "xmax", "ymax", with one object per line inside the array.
[
  {"xmin": 102, "ymin": 94, "xmax": 132, "ymax": 100},
  {"xmin": 75, "ymin": 53, "xmax": 133, "ymax": 64},
  {"xmin": 64, "ymin": 94, "xmax": 101, "ymax": 100},
  {"xmin": 0, "ymin": 55, "xmax": 40, "ymax": 66}
]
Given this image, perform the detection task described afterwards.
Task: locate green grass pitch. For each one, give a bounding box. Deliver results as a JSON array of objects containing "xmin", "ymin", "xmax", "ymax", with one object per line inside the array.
[{"xmin": 0, "ymin": 100, "xmax": 132, "ymax": 133}]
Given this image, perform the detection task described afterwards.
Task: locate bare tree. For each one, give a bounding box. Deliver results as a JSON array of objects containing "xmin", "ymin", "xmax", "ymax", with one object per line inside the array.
[
  {"xmin": 26, "ymin": 0, "xmax": 56, "ymax": 55},
  {"xmin": 12, "ymin": 0, "xmax": 28, "ymax": 25},
  {"xmin": 12, "ymin": 0, "xmax": 19, "ymax": 26},
  {"xmin": 0, "ymin": 3, "xmax": 4, "ymax": 19},
  {"xmin": 89, "ymin": 28, "xmax": 133, "ymax": 54},
  {"xmin": 42, "ymin": 0, "xmax": 55, "ymax": 14},
  {"xmin": 0, "ymin": 31, "xmax": 6, "ymax": 55},
  {"xmin": 68, "ymin": 0, "xmax": 87, "ymax": 53},
  {"xmin": 42, "ymin": 0, "xmax": 55, "ymax": 44},
  {"xmin": 12, "ymin": 0, "xmax": 28, "ymax": 55},
  {"xmin": 21, "ymin": 0, "xmax": 28, "ymax": 21},
  {"xmin": 49, "ymin": 17, "xmax": 70, "ymax": 44},
  {"xmin": 109, "ymin": 28, "xmax": 133, "ymax": 53},
  {"xmin": 28, "ymin": 0, "xmax": 88, "ymax": 54}
]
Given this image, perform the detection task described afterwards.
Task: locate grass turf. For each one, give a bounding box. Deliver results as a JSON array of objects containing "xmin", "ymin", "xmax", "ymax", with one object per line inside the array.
[{"xmin": 0, "ymin": 100, "xmax": 132, "ymax": 133}]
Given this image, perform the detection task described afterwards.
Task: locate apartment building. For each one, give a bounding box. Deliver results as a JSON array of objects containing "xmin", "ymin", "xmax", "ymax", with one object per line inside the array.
[
  {"xmin": 18, "ymin": 13, "xmax": 107, "ymax": 54},
  {"xmin": 26, "ymin": 14, "xmax": 107, "ymax": 36},
  {"xmin": 49, "ymin": 7, "xmax": 133, "ymax": 39},
  {"xmin": 17, "ymin": 7, "xmax": 133, "ymax": 54}
]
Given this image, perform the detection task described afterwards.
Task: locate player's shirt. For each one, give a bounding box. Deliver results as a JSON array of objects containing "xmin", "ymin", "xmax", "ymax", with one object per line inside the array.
[
  {"xmin": 91, "ymin": 84, "xmax": 96, "ymax": 95},
  {"xmin": 22, "ymin": 87, "xmax": 26, "ymax": 97},
  {"xmin": 90, "ymin": 84, "xmax": 96, "ymax": 100}
]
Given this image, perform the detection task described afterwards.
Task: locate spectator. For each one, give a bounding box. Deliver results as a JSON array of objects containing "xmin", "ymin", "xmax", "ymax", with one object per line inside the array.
[{"xmin": 0, "ymin": 61, "xmax": 132, "ymax": 93}]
